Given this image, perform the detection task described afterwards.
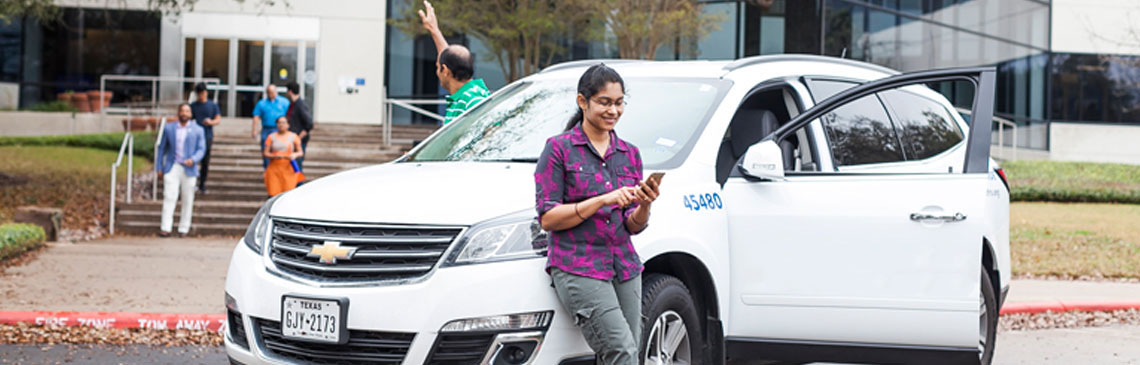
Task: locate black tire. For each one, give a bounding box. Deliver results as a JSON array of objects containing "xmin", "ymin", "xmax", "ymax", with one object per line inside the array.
[
  {"xmin": 980, "ymin": 268, "xmax": 998, "ymax": 365},
  {"xmin": 641, "ymin": 273, "xmax": 705, "ymax": 365}
]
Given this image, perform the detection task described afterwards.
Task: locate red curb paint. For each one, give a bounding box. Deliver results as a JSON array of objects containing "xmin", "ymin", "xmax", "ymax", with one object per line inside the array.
[
  {"xmin": 1000, "ymin": 301, "xmax": 1140, "ymax": 315},
  {"xmin": 0, "ymin": 311, "xmax": 226, "ymax": 332}
]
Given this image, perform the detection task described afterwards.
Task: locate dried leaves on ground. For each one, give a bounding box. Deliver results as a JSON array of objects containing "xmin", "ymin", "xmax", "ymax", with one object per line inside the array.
[
  {"xmin": 0, "ymin": 323, "xmax": 221, "ymax": 347},
  {"xmin": 1000, "ymin": 309, "xmax": 1140, "ymax": 332},
  {"xmin": 0, "ymin": 146, "xmax": 150, "ymax": 235}
]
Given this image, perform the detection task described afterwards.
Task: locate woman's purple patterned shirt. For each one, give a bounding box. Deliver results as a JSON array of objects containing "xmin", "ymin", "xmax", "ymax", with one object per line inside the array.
[{"xmin": 534, "ymin": 124, "xmax": 644, "ymax": 281}]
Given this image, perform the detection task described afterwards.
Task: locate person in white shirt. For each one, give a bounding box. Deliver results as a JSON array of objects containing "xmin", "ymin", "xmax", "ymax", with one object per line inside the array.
[{"xmin": 155, "ymin": 104, "xmax": 207, "ymax": 237}]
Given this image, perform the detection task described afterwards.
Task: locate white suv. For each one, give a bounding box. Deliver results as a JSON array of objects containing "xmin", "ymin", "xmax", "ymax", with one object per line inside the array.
[{"xmin": 224, "ymin": 55, "xmax": 1011, "ymax": 365}]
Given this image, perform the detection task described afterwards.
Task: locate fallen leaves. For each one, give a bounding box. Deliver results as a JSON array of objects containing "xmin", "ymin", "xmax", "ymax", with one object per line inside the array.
[
  {"xmin": 0, "ymin": 323, "xmax": 221, "ymax": 347},
  {"xmin": 1000, "ymin": 309, "xmax": 1140, "ymax": 332}
]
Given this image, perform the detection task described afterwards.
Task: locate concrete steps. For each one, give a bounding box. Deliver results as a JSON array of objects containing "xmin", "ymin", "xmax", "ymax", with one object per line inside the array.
[{"xmin": 115, "ymin": 123, "xmax": 437, "ymax": 237}]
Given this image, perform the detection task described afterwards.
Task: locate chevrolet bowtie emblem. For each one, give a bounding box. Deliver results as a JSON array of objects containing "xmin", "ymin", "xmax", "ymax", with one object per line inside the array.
[{"xmin": 308, "ymin": 241, "xmax": 357, "ymax": 264}]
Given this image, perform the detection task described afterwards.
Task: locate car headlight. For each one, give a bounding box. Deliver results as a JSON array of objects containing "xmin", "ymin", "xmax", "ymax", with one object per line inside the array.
[
  {"xmin": 443, "ymin": 209, "xmax": 548, "ymax": 266},
  {"xmin": 242, "ymin": 195, "xmax": 281, "ymax": 255}
]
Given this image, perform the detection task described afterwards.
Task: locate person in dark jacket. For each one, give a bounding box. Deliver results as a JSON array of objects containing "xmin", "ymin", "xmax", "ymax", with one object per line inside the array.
[
  {"xmin": 285, "ymin": 82, "xmax": 313, "ymax": 170},
  {"xmin": 189, "ymin": 82, "xmax": 221, "ymax": 193}
]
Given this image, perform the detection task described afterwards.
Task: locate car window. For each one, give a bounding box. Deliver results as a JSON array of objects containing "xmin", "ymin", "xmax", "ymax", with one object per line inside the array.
[
  {"xmin": 405, "ymin": 78, "xmax": 730, "ymax": 169},
  {"xmin": 807, "ymin": 80, "xmax": 904, "ymax": 167},
  {"xmin": 879, "ymin": 89, "xmax": 964, "ymax": 160}
]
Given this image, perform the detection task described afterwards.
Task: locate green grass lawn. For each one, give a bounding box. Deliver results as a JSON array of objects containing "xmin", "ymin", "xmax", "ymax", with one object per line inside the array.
[
  {"xmin": 0, "ymin": 146, "xmax": 151, "ymax": 229},
  {"xmin": 1002, "ymin": 160, "xmax": 1140, "ymax": 204},
  {"xmin": 1011, "ymin": 202, "xmax": 1140, "ymax": 278}
]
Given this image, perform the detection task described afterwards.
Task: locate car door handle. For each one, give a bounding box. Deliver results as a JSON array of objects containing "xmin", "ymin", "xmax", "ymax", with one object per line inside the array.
[{"xmin": 910, "ymin": 212, "xmax": 967, "ymax": 222}]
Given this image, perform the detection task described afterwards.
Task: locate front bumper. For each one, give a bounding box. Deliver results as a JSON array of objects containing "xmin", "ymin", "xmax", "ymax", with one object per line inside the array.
[{"xmin": 223, "ymin": 242, "xmax": 592, "ymax": 364}]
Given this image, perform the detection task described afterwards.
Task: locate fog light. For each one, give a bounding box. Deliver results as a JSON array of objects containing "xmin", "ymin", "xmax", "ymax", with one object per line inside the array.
[
  {"xmin": 441, "ymin": 311, "xmax": 553, "ymax": 333},
  {"xmin": 489, "ymin": 334, "xmax": 542, "ymax": 365},
  {"xmin": 503, "ymin": 345, "xmax": 527, "ymax": 362}
]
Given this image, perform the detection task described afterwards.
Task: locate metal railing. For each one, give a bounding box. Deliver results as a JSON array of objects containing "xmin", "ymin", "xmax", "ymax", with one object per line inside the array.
[
  {"xmin": 958, "ymin": 108, "xmax": 1018, "ymax": 161},
  {"xmin": 99, "ymin": 75, "xmax": 221, "ymax": 121},
  {"xmin": 109, "ymin": 132, "xmax": 134, "ymax": 235},
  {"xmin": 152, "ymin": 117, "xmax": 168, "ymax": 200},
  {"xmin": 383, "ymin": 91, "xmax": 446, "ymax": 146}
]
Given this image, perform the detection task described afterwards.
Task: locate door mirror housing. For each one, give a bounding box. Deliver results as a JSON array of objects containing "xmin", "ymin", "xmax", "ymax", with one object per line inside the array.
[{"xmin": 739, "ymin": 140, "xmax": 785, "ymax": 181}]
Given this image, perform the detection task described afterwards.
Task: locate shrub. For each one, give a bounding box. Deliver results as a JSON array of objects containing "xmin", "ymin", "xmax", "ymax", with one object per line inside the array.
[
  {"xmin": 0, "ymin": 132, "xmax": 158, "ymax": 160},
  {"xmin": 25, "ymin": 100, "xmax": 79, "ymax": 113},
  {"xmin": 0, "ymin": 223, "xmax": 46, "ymax": 261},
  {"xmin": 1003, "ymin": 160, "xmax": 1140, "ymax": 204}
]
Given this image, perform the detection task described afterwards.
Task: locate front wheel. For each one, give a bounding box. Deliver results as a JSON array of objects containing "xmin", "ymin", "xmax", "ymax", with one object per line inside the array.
[
  {"xmin": 641, "ymin": 274, "xmax": 705, "ymax": 365},
  {"xmin": 980, "ymin": 268, "xmax": 998, "ymax": 364}
]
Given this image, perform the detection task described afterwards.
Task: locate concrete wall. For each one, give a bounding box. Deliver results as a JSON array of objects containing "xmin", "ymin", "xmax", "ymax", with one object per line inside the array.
[
  {"xmin": 0, "ymin": 112, "xmax": 125, "ymax": 136},
  {"xmin": 1052, "ymin": 0, "xmax": 1140, "ymax": 55},
  {"xmin": 1049, "ymin": 122, "xmax": 1140, "ymax": 165}
]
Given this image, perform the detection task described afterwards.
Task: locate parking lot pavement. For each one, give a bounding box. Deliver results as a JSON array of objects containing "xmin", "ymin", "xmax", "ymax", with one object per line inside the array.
[
  {"xmin": 0, "ymin": 344, "xmax": 226, "ymax": 364},
  {"xmin": 994, "ymin": 325, "xmax": 1140, "ymax": 364},
  {"xmin": 0, "ymin": 236, "xmax": 234, "ymax": 314}
]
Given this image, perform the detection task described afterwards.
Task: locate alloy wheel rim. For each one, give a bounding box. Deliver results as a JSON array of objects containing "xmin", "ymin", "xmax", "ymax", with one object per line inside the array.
[
  {"xmin": 644, "ymin": 310, "xmax": 692, "ymax": 365},
  {"xmin": 979, "ymin": 290, "xmax": 988, "ymax": 357}
]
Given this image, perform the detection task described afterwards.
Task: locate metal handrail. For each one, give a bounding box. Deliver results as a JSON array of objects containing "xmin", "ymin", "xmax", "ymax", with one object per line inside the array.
[
  {"xmin": 99, "ymin": 75, "xmax": 221, "ymax": 118},
  {"xmin": 109, "ymin": 132, "xmax": 134, "ymax": 235},
  {"xmin": 382, "ymin": 92, "xmax": 447, "ymax": 146},
  {"xmin": 958, "ymin": 107, "xmax": 1017, "ymax": 160},
  {"xmin": 152, "ymin": 117, "xmax": 167, "ymax": 200}
]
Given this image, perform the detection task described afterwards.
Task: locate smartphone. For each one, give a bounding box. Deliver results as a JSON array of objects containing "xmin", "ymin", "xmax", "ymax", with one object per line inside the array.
[
  {"xmin": 642, "ymin": 172, "xmax": 665, "ymax": 195},
  {"xmin": 646, "ymin": 172, "xmax": 665, "ymax": 186}
]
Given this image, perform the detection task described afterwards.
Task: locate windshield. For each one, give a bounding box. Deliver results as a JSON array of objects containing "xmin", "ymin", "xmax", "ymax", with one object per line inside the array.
[{"xmin": 405, "ymin": 77, "xmax": 731, "ymax": 168}]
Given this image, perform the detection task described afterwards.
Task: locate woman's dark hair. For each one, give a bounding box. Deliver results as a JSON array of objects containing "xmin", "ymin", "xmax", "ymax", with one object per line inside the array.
[{"xmin": 565, "ymin": 63, "xmax": 625, "ymax": 131}]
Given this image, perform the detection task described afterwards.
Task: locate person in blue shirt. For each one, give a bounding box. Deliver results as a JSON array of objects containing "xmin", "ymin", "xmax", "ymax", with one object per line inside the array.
[{"xmin": 250, "ymin": 84, "xmax": 290, "ymax": 168}]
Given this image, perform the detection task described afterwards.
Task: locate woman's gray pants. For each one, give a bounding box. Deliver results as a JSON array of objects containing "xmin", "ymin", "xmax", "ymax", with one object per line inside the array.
[{"xmin": 551, "ymin": 268, "xmax": 643, "ymax": 365}]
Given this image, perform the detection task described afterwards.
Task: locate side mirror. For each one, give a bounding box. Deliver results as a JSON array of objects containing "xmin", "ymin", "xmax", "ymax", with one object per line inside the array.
[{"xmin": 739, "ymin": 140, "xmax": 785, "ymax": 181}]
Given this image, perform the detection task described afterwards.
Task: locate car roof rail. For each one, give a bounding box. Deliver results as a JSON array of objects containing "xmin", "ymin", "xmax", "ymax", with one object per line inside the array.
[
  {"xmin": 540, "ymin": 59, "xmax": 643, "ymax": 74},
  {"xmin": 723, "ymin": 54, "xmax": 900, "ymax": 75}
]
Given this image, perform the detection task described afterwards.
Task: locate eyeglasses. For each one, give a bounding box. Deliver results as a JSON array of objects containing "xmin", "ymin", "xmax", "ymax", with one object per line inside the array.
[{"xmin": 590, "ymin": 97, "xmax": 626, "ymax": 109}]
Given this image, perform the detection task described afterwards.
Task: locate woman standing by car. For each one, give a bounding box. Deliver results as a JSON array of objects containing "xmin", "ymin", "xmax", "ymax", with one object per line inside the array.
[{"xmin": 534, "ymin": 64, "xmax": 661, "ymax": 364}]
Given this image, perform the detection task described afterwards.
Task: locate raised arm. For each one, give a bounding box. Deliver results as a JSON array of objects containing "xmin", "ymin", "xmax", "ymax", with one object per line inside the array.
[{"xmin": 418, "ymin": 0, "xmax": 449, "ymax": 56}]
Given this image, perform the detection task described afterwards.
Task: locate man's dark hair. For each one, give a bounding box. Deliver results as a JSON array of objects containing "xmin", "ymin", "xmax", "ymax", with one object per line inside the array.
[
  {"xmin": 286, "ymin": 82, "xmax": 300, "ymax": 95},
  {"xmin": 439, "ymin": 46, "xmax": 475, "ymax": 81},
  {"xmin": 194, "ymin": 82, "xmax": 208, "ymax": 94}
]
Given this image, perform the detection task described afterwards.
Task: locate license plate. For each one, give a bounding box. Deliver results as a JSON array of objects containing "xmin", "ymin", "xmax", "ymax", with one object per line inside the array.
[{"xmin": 281, "ymin": 295, "xmax": 348, "ymax": 344}]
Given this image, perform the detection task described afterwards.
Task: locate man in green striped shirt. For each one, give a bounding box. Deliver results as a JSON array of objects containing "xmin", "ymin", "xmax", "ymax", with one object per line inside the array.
[{"xmin": 419, "ymin": 0, "xmax": 490, "ymax": 125}]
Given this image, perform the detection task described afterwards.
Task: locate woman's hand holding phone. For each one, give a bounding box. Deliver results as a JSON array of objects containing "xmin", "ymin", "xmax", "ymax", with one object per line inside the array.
[{"xmin": 636, "ymin": 172, "xmax": 663, "ymax": 205}]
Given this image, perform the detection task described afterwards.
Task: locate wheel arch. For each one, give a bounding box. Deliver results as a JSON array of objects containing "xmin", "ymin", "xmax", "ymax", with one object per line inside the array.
[
  {"xmin": 643, "ymin": 252, "xmax": 724, "ymax": 364},
  {"xmin": 982, "ymin": 237, "xmax": 1002, "ymax": 309}
]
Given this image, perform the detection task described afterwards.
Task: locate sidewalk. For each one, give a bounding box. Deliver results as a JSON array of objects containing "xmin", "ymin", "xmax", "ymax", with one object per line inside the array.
[
  {"xmin": 0, "ymin": 236, "xmax": 233, "ymax": 314},
  {"xmin": 1007, "ymin": 279, "xmax": 1140, "ymax": 303},
  {"xmin": 1003, "ymin": 279, "xmax": 1140, "ymax": 314}
]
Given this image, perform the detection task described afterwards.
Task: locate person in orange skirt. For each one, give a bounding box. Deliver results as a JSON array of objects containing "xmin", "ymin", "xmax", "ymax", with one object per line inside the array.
[{"xmin": 263, "ymin": 116, "xmax": 304, "ymax": 196}]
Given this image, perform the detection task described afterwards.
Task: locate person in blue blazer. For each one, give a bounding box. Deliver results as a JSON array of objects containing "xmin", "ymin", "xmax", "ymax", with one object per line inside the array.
[{"xmin": 155, "ymin": 104, "xmax": 207, "ymax": 237}]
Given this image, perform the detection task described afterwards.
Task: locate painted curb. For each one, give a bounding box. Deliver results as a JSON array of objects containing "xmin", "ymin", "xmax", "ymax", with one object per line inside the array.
[
  {"xmin": 1000, "ymin": 301, "xmax": 1140, "ymax": 315},
  {"xmin": 0, "ymin": 311, "xmax": 226, "ymax": 333}
]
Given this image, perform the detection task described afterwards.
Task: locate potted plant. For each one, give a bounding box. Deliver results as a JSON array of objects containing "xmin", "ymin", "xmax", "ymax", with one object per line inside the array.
[
  {"xmin": 57, "ymin": 91, "xmax": 74, "ymax": 104},
  {"xmin": 69, "ymin": 92, "xmax": 90, "ymax": 113}
]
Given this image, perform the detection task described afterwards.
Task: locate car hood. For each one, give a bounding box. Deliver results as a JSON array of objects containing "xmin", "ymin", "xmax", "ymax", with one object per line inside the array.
[{"xmin": 270, "ymin": 162, "xmax": 536, "ymax": 226}]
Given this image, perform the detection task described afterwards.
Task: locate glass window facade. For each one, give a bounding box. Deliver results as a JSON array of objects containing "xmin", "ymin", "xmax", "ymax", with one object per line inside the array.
[
  {"xmin": 369, "ymin": 0, "xmax": 1129, "ymax": 152},
  {"xmin": 8, "ymin": 8, "xmax": 161, "ymax": 108}
]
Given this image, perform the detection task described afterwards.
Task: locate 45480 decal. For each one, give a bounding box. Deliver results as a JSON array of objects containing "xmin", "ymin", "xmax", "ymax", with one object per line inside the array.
[{"xmin": 683, "ymin": 193, "xmax": 722, "ymax": 211}]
